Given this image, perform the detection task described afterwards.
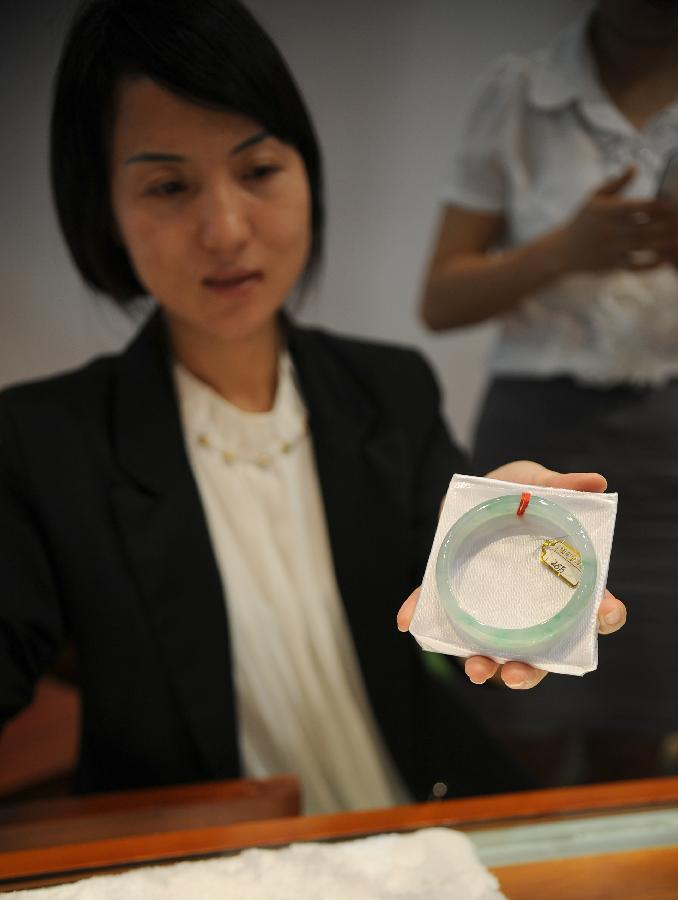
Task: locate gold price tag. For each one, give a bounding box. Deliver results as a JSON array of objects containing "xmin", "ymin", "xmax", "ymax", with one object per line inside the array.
[{"xmin": 540, "ymin": 538, "xmax": 581, "ymax": 588}]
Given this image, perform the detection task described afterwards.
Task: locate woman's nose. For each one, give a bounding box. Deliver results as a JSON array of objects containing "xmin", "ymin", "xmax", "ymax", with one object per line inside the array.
[{"xmin": 199, "ymin": 184, "xmax": 251, "ymax": 254}]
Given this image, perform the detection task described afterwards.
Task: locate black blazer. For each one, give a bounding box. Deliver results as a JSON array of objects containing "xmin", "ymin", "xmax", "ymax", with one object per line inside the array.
[{"xmin": 0, "ymin": 313, "xmax": 527, "ymax": 799}]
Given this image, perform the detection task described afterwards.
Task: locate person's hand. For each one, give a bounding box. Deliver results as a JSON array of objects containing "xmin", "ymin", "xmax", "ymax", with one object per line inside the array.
[
  {"xmin": 555, "ymin": 165, "xmax": 678, "ymax": 274},
  {"xmin": 396, "ymin": 461, "xmax": 627, "ymax": 689}
]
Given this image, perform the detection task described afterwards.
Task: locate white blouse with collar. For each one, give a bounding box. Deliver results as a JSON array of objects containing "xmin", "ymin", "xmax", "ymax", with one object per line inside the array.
[
  {"xmin": 445, "ymin": 10, "xmax": 678, "ymax": 386},
  {"xmin": 174, "ymin": 354, "xmax": 410, "ymax": 814}
]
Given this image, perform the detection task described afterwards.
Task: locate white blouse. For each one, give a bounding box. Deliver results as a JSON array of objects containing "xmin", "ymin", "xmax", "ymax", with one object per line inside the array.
[
  {"xmin": 174, "ymin": 354, "xmax": 410, "ymax": 814},
  {"xmin": 445, "ymin": 10, "xmax": 678, "ymax": 386}
]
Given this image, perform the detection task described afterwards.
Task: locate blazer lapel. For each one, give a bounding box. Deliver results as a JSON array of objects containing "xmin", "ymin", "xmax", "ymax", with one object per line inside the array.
[{"xmin": 109, "ymin": 313, "xmax": 239, "ymax": 779}]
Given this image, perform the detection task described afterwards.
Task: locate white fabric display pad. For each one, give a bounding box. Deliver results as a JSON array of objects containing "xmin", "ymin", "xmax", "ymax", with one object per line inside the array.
[
  {"xmin": 410, "ymin": 475, "xmax": 618, "ymax": 675},
  {"xmin": 9, "ymin": 828, "xmax": 504, "ymax": 899}
]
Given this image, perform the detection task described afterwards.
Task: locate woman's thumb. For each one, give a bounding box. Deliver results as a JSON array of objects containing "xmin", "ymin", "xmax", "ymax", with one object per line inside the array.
[{"xmin": 595, "ymin": 165, "xmax": 636, "ymax": 197}]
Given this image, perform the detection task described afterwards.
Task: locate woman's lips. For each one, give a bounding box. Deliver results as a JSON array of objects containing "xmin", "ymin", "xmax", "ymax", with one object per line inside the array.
[{"xmin": 202, "ymin": 271, "xmax": 262, "ymax": 294}]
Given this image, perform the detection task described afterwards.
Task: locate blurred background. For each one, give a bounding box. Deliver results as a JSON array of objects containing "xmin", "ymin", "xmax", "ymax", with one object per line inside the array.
[{"xmin": 0, "ymin": 0, "xmax": 588, "ymax": 447}]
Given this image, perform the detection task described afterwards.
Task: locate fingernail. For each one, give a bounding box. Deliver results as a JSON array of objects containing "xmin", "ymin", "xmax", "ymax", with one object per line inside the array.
[
  {"xmin": 507, "ymin": 679, "xmax": 528, "ymax": 690},
  {"xmin": 603, "ymin": 608, "xmax": 623, "ymax": 627}
]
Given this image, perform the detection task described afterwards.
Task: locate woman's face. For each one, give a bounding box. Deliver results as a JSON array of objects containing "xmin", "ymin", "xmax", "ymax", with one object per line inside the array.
[{"xmin": 110, "ymin": 78, "xmax": 311, "ymax": 347}]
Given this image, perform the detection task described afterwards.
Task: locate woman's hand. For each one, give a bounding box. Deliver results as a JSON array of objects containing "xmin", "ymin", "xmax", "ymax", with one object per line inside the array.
[
  {"xmin": 554, "ymin": 165, "xmax": 678, "ymax": 274},
  {"xmin": 396, "ymin": 461, "xmax": 627, "ymax": 690}
]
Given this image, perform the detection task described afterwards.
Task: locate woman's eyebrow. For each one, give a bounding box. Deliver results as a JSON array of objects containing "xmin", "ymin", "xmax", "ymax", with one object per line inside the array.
[
  {"xmin": 123, "ymin": 132, "xmax": 270, "ymax": 167},
  {"xmin": 124, "ymin": 152, "xmax": 185, "ymax": 166},
  {"xmin": 230, "ymin": 130, "xmax": 270, "ymax": 156}
]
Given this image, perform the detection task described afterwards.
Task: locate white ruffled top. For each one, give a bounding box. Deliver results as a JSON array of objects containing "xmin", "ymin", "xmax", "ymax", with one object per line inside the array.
[{"xmin": 174, "ymin": 353, "xmax": 410, "ymax": 814}]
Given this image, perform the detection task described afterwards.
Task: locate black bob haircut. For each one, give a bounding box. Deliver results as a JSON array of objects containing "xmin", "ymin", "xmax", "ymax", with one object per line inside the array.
[{"xmin": 51, "ymin": 0, "xmax": 324, "ymax": 305}]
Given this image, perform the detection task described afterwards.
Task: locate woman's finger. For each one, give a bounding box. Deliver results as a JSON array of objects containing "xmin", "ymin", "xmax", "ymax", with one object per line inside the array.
[
  {"xmin": 597, "ymin": 588, "xmax": 627, "ymax": 635},
  {"xmin": 500, "ymin": 661, "xmax": 549, "ymax": 690},
  {"xmin": 464, "ymin": 655, "xmax": 499, "ymax": 684},
  {"xmin": 486, "ymin": 461, "xmax": 607, "ymax": 494},
  {"xmin": 397, "ymin": 586, "xmax": 421, "ymax": 632},
  {"xmin": 542, "ymin": 471, "xmax": 607, "ymax": 493}
]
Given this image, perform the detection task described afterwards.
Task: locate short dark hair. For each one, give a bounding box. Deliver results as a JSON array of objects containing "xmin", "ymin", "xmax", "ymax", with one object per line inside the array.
[{"xmin": 51, "ymin": 0, "xmax": 324, "ymax": 304}]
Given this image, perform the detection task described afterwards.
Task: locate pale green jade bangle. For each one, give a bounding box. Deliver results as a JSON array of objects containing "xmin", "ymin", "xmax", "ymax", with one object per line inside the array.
[{"xmin": 436, "ymin": 494, "xmax": 598, "ymax": 655}]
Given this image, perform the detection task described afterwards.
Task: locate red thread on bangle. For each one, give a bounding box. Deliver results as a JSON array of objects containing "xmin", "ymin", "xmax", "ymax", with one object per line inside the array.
[{"xmin": 516, "ymin": 492, "xmax": 531, "ymax": 516}]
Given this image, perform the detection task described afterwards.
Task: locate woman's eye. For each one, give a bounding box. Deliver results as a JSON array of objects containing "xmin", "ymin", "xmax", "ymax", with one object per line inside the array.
[
  {"xmin": 244, "ymin": 164, "xmax": 280, "ymax": 182},
  {"xmin": 148, "ymin": 180, "xmax": 186, "ymax": 197}
]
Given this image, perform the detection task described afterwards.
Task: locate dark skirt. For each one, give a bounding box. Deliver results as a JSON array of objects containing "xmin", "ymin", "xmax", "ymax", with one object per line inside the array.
[{"xmin": 457, "ymin": 375, "xmax": 678, "ymax": 735}]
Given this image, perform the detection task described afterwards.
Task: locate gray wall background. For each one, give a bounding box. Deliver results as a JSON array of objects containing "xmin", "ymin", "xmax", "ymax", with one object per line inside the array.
[{"xmin": 1, "ymin": 0, "xmax": 588, "ymax": 447}]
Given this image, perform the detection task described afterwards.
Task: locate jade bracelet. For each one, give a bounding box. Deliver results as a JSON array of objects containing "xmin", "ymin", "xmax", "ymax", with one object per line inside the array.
[{"xmin": 435, "ymin": 494, "xmax": 597, "ymax": 654}]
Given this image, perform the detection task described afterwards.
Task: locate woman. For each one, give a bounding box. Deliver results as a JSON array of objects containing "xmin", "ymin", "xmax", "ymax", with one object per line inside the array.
[
  {"xmin": 420, "ymin": 0, "xmax": 675, "ymax": 779},
  {"xmin": 0, "ymin": 0, "xmax": 624, "ymax": 812}
]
